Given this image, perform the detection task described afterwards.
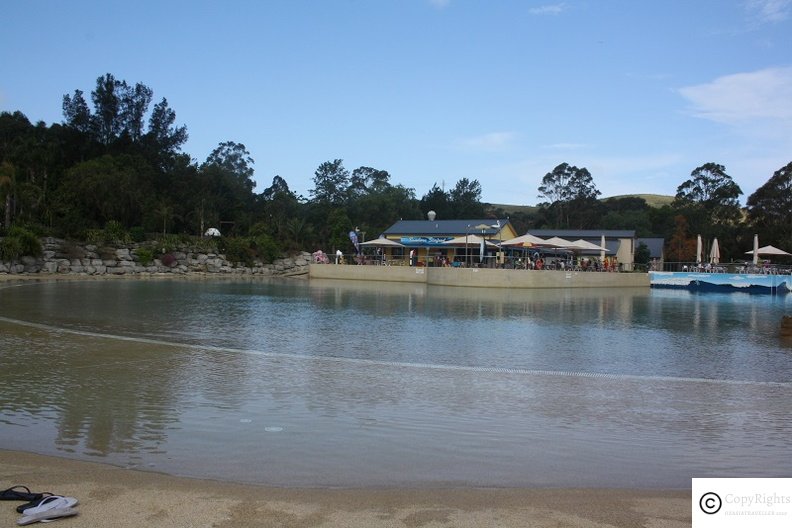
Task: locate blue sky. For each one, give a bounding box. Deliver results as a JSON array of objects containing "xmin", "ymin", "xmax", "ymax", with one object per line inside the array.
[{"xmin": 2, "ymin": 1, "xmax": 791, "ymax": 206}]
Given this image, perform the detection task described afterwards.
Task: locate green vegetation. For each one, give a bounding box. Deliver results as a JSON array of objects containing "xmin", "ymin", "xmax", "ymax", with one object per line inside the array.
[{"xmin": 1, "ymin": 73, "xmax": 790, "ymax": 265}]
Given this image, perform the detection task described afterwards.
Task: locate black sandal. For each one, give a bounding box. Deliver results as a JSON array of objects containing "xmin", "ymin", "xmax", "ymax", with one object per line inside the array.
[
  {"xmin": 0, "ymin": 486, "xmax": 45, "ymax": 502},
  {"xmin": 16, "ymin": 493, "xmax": 54, "ymax": 513}
]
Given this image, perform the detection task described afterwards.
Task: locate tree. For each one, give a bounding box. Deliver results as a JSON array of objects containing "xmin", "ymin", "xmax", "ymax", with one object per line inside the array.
[
  {"xmin": 145, "ymin": 98, "xmax": 188, "ymax": 160},
  {"xmin": 91, "ymin": 74, "xmax": 124, "ymax": 144},
  {"xmin": 0, "ymin": 161, "xmax": 15, "ymax": 229},
  {"xmin": 121, "ymin": 82, "xmax": 153, "ymax": 142},
  {"xmin": 348, "ymin": 166, "xmax": 390, "ymax": 199},
  {"xmin": 419, "ymin": 183, "xmax": 451, "ymax": 219},
  {"xmin": 62, "ymin": 90, "xmax": 93, "ymax": 134},
  {"xmin": 260, "ymin": 175, "xmax": 300, "ymax": 237},
  {"xmin": 746, "ymin": 161, "xmax": 792, "ymax": 248},
  {"xmin": 205, "ymin": 141, "xmax": 255, "ymax": 193},
  {"xmin": 673, "ymin": 163, "xmax": 743, "ymax": 228},
  {"xmin": 665, "ymin": 215, "xmax": 697, "ymax": 262},
  {"xmin": 449, "ymin": 178, "xmax": 484, "ymax": 218},
  {"xmin": 537, "ymin": 163, "xmax": 601, "ymax": 228},
  {"xmin": 310, "ymin": 159, "xmax": 349, "ymax": 205}
]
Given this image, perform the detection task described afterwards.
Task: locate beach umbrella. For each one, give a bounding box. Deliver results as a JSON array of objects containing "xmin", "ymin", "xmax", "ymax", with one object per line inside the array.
[
  {"xmin": 709, "ymin": 238, "xmax": 720, "ymax": 264},
  {"xmin": 745, "ymin": 245, "xmax": 792, "ymax": 257},
  {"xmin": 359, "ymin": 238, "xmax": 405, "ymax": 247},
  {"xmin": 753, "ymin": 234, "xmax": 759, "ymax": 265},
  {"xmin": 600, "ymin": 234, "xmax": 606, "ymax": 261},
  {"xmin": 501, "ymin": 233, "xmax": 548, "ymax": 247},
  {"xmin": 543, "ymin": 236, "xmax": 575, "ymax": 249},
  {"xmin": 696, "ymin": 234, "xmax": 702, "ymax": 264}
]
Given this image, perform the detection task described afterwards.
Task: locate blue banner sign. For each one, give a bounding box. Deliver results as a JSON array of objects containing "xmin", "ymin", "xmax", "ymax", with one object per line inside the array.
[{"xmin": 400, "ymin": 236, "xmax": 453, "ymax": 246}]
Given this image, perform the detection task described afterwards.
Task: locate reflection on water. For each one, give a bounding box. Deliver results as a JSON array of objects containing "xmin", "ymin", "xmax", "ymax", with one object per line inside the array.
[{"xmin": 0, "ymin": 278, "xmax": 790, "ymax": 488}]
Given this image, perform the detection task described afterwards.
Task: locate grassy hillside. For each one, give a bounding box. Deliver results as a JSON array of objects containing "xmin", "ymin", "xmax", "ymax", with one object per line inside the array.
[{"xmin": 488, "ymin": 193, "xmax": 674, "ymax": 213}]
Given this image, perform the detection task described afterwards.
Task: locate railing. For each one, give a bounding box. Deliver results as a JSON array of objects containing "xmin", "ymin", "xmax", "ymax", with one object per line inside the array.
[
  {"xmin": 319, "ymin": 254, "xmax": 629, "ymax": 271},
  {"xmin": 658, "ymin": 261, "xmax": 792, "ymax": 275}
]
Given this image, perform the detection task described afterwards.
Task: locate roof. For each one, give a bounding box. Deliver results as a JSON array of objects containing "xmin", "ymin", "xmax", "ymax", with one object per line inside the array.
[
  {"xmin": 528, "ymin": 229, "xmax": 636, "ymax": 238},
  {"xmin": 637, "ymin": 237, "xmax": 665, "ymax": 258},
  {"xmin": 383, "ymin": 219, "xmax": 511, "ymax": 236}
]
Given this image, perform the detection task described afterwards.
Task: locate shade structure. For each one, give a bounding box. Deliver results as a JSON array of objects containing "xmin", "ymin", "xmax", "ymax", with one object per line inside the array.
[
  {"xmin": 569, "ymin": 239, "xmax": 610, "ymax": 253},
  {"xmin": 709, "ymin": 238, "xmax": 720, "ymax": 263},
  {"xmin": 745, "ymin": 245, "xmax": 792, "ymax": 257},
  {"xmin": 358, "ymin": 237, "xmax": 405, "ymax": 247},
  {"xmin": 696, "ymin": 234, "xmax": 702, "ymax": 264},
  {"xmin": 204, "ymin": 227, "xmax": 221, "ymax": 237},
  {"xmin": 441, "ymin": 234, "xmax": 499, "ymax": 247},
  {"xmin": 501, "ymin": 233, "xmax": 548, "ymax": 247},
  {"xmin": 542, "ymin": 236, "xmax": 575, "ymax": 249}
]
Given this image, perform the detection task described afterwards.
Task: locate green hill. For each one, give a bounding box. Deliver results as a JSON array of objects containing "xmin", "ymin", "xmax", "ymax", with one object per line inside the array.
[{"xmin": 488, "ymin": 194, "xmax": 674, "ymax": 212}]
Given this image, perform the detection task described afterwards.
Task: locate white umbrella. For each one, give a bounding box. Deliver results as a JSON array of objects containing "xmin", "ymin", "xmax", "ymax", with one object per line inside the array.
[
  {"xmin": 753, "ymin": 234, "xmax": 759, "ymax": 265},
  {"xmin": 709, "ymin": 238, "xmax": 720, "ymax": 264},
  {"xmin": 569, "ymin": 239, "xmax": 610, "ymax": 252},
  {"xmin": 204, "ymin": 227, "xmax": 221, "ymax": 237},
  {"xmin": 745, "ymin": 245, "xmax": 792, "ymax": 257},
  {"xmin": 359, "ymin": 238, "xmax": 404, "ymax": 247},
  {"xmin": 543, "ymin": 236, "xmax": 575, "ymax": 249},
  {"xmin": 696, "ymin": 234, "xmax": 702, "ymax": 264},
  {"xmin": 441, "ymin": 234, "xmax": 498, "ymax": 247},
  {"xmin": 501, "ymin": 233, "xmax": 547, "ymax": 247}
]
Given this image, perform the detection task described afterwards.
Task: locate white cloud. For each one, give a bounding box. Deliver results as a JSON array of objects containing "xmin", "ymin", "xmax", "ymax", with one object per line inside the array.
[
  {"xmin": 678, "ymin": 66, "xmax": 792, "ymax": 124},
  {"xmin": 458, "ymin": 132, "xmax": 515, "ymax": 151},
  {"xmin": 745, "ymin": 0, "xmax": 791, "ymax": 23},
  {"xmin": 528, "ymin": 3, "xmax": 567, "ymax": 15}
]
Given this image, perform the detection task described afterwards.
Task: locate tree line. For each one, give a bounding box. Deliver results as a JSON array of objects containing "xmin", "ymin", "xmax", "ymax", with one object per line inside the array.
[{"xmin": 1, "ymin": 74, "xmax": 790, "ymax": 264}]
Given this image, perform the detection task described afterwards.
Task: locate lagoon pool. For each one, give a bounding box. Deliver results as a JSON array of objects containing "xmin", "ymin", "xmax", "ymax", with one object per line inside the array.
[{"xmin": 1, "ymin": 278, "xmax": 790, "ymax": 488}]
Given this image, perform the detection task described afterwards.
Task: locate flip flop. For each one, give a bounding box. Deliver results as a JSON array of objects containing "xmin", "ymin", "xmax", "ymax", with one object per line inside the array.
[
  {"xmin": 16, "ymin": 494, "xmax": 54, "ymax": 514},
  {"xmin": 0, "ymin": 486, "xmax": 46, "ymax": 502},
  {"xmin": 17, "ymin": 506, "xmax": 78, "ymax": 526},
  {"xmin": 16, "ymin": 496, "xmax": 78, "ymax": 516}
]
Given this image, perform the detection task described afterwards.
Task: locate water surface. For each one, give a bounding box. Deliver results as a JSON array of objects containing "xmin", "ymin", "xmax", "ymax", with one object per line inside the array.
[{"xmin": 1, "ymin": 278, "xmax": 790, "ymax": 488}]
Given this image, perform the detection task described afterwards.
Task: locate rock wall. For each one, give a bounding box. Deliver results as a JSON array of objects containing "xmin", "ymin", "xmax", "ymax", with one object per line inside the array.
[{"xmin": 0, "ymin": 238, "xmax": 311, "ymax": 277}]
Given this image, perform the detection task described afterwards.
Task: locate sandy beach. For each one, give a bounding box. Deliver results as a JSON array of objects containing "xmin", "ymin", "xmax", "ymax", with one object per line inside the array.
[{"xmin": 1, "ymin": 451, "xmax": 690, "ymax": 528}]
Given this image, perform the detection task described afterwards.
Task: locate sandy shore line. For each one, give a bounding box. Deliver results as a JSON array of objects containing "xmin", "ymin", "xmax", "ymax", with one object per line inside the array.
[{"xmin": 1, "ymin": 451, "xmax": 690, "ymax": 527}]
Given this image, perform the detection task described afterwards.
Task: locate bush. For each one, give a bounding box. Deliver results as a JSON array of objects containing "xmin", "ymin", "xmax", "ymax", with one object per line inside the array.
[
  {"xmin": 253, "ymin": 234, "xmax": 281, "ymax": 264},
  {"xmin": 0, "ymin": 236, "xmax": 23, "ymax": 262},
  {"xmin": 129, "ymin": 226, "xmax": 147, "ymax": 243},
  {"xmin": 0, "ymin": 226, "xmax": 42, "ymax": 261},
  {"xmin": 104, "ymin": 220, "xmax": 130, "ymax": 245},
  {"xmin": 160, "ymin": 253, "xmax": 177, "ymax": 267},
  {"xmin": 134, "ymin": 247, "xmax": 155, "ymax": 266},
  {"xmin": 220, "ymin": 237, "xmax": 255, "ymax": 266}
]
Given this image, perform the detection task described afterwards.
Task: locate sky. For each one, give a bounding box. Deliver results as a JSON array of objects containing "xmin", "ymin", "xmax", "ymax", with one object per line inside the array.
[{"xmin": 2, "ymin": 0, "xmax": 791, "ymax": 206}]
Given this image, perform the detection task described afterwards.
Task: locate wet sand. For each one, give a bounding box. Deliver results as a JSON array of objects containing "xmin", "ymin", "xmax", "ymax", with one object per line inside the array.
[{"xmin": 1, "ymin": 451, "xmax": 690, "ymax": 528}]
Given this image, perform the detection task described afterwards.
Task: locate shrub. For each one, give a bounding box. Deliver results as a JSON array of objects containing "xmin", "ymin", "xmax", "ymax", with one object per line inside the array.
[
  {"xmin": 85, "ymin": 229, "xmax": 105, "ymax": 245},
  {"xmin": 253, "ymin": 234, "xmax": 281, "ymax": 264},
  {"xmin": 156, "ymin": 234, "xmax": 181, "ymax": 254},
  {"xmin": 134, "ymin": 247, "xmax": 155, "ymax": 266},
  {"xmin": 220, "ymin": 237, "xmax": 255, "ymax": 266},
  {"xmin": 104, "ymin": 220, "xmax": 130, "ymax": 245},
  {"xmin": 160, "ymin": 253, "xmax": 177, "ymax": 267},
  {"xmin": 0, "ymin": 236, "xmax": 23, "ymax": 262},
  {"xmin": 1, "ymin": 226, "xmax": 42, "ymax": 261},
  {"xmin": 129, "ymin": 226, "xmax": 147, "ymax": 243}
]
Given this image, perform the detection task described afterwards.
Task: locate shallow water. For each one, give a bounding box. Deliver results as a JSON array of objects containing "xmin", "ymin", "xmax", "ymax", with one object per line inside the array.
[{"xmin": 1, "ymin": 278, "xmax": 790, "ymax": 488}]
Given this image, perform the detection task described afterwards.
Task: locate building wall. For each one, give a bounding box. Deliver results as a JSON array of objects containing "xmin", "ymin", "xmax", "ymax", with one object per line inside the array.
[{"xmin": 310, "ymin": 264, "xmax": 649, "ymax": 289}]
